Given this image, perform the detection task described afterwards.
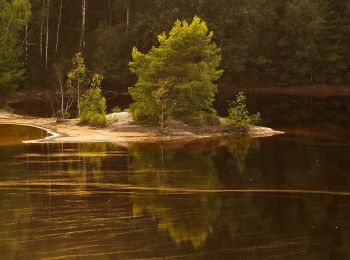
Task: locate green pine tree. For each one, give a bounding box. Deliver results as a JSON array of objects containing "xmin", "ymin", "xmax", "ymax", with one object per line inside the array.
[
  {"xmin": 129, "ymin": 16, "xmax": 223, "ymax": 127},
  {"xmin": 0, "ymin": 0, "xmax": 31, "ymax": 105}
]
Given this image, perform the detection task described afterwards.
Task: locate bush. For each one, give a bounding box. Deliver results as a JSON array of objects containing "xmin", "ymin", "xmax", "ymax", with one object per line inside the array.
[
  {"xmin": 205, "ymin": 111, "xmax": 220, "ymax": 126},
  {"xmin": 227, "ymin": 92, "xmax": 261, "ymax": 132},
  {"xmin": 111, "ymin": 106, "xmax": 122, "ymax": 113},
  {"xmin": 79, "ymin": 74, "xmax": 107, "ymax": 127},
  {"xmin": 184, "ymin": 112, "xmax": 205, "ymax": 126},
  {"xmin": 182, "ymin": 111, "xmax": 220, "ymax": 126},
  {"xmin": 55, "ymin": 110, "xmax": 71, "ymax": 122},
  {"xmin": 89, "ymin": 113, "xmax": 107, "ymax": 127}
]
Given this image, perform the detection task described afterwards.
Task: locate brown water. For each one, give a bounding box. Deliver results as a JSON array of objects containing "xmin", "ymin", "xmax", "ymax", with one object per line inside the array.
[
  {"xmin": 1, "ymin": 125, "xmax": 350, "ymax": 259},
  {"xmin": 0, "ymin": 124, "xmax": 47, "ymax": 145}
]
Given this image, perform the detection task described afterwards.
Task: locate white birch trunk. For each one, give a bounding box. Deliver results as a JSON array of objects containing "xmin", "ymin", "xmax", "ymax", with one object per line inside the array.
[
  {"xmin": 55, "ymin": 64, "xmax": 64, "ymax": 119},
  {"xmin": 126, "ymin": 1, "xmax": 129, "ymax": 32},
  {"xmin": 80, "ymin": 0, "xmax": 86, "ymax": 49},
  {"xmin": 77, "ymin": 85, "xmax": 81, "ymax": 117},
  {"xmin": 108, "ymin": 0, "xmax": 112, "ymax": 28},
  {"xmin": 40, "ymin": 0, "xmax": 45, "ymax": 58},
  {"xmin": 55, "ymin": 0, "xmax": 63, "ymax": 54},
  {"xmin": 45, "ymin": 0, "xmax": 50, "ymax": 69}
]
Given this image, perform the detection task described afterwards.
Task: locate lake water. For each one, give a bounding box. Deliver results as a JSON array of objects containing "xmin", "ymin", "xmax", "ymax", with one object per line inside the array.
[{"xmin": 1, "ymin": 124, "xmax": 350, "ymax": 259}]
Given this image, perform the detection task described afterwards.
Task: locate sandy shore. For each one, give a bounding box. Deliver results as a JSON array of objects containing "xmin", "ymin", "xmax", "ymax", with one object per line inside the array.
[{"xmin": 0, "ymin": 110, "xmax": 284, "ymax": 143}]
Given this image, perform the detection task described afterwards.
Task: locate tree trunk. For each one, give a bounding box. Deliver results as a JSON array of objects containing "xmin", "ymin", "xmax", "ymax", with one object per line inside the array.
[
  {"xmin": 160, "ymin": 101, "xmax": 164, "ymax": 133},
  {"xmin": 55, "ymin": 64, "xmax": 64, "ymax": 119},
  {"xmin": 40, "ymin": 0, "xmax": 45, "ymax": 58},
  {"xmin": 80, "ymin": 0, "xmax": 86, "ymax": 49},
  {"xmin": 25, "ymin": 24, "xmax": 28, "ymax": 62},
  {"xmin": 108, "ymin": 0, "xmax": 112, "ymax": 28},
  {"xmin": 55, "ymin": 0, "xmax": 63, "ymax": 54},
  {"xmin": 77, "ymin": 85, "xmax": 81, "ymax": 117},
  {"xmin": 45, "ymin": 0, "xmax": 50, "ymax": 69},
  {"xmin": 126, "ymin": 2, "xmax": 129, "ymax": 32},
  {"xmin": 310, "ymin": 69, "xmax": 313, "ymax": 84}
]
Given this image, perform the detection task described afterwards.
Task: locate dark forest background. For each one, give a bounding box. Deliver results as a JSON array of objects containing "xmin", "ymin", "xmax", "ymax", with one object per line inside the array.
[{"xmin": 24, "ymin": 0, "xmax": 350, "ymax": 91}]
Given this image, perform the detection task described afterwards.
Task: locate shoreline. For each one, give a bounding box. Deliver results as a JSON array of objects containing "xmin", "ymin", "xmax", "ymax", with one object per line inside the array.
[
  {"xmin": 220, "ymin": 84, "xmax": 350, "ymax": 98},
  {"xmin": 0, "ymin": 110, "xmax": 284, "ymax": 144}
]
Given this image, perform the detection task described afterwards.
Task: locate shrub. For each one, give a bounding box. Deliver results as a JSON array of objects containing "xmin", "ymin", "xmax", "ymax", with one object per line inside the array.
[
  {"xmin": 89, "ymin": 113, "xmax": 107, "ymax": 127},
  {"xmin": 55, "ymin": 110, "xmax": 70, "ymax": 122},
  {"xmin": 182, "ymin": 111, "xmax": 220, "ymax": 126},
  {"xmin": 184, "ymin": 112, "xmax": 205, "ymax": 126},
  {"xmin": 226, "ymin": 92, "xmax": 261, "ymax": 132},
  {"xmin": 205, "ymin": 112, "xmax": 220, "ymax": 126},
  {"xmin": 111, "ymin": 106, "xmax": 122, "ymax": 113},
  {"xmin": 79, "ymin": 74, "xmax": 107, "ymax": 127}
]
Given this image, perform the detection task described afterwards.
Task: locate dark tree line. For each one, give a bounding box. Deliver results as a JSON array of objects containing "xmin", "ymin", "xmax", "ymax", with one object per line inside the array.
[{"xmin": 23, "ymin": 0, "xmax": 350, "ymax": 90}]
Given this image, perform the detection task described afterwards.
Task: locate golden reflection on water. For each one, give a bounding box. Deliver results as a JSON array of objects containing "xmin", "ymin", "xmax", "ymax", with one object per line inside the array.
[
  {"xmin": 128, "ymin": 143, "xmax": 222, "ymax": 248},
  {"xmin": 2, "ymin": 128, "xmax": 350, "ymax": 258},
  {"xmin": 0, "ymin": 124, "xmax": 47, "ymax": 145}
]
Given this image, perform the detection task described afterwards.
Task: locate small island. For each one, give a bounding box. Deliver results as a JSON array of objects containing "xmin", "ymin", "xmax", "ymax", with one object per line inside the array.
[
  {"xmin": 0, "ymin": 110, "xmax": 282, "ymax": 144},
  {"xmin": 1, "ymin": 16, "xmax": 282, "ymax": 143}
]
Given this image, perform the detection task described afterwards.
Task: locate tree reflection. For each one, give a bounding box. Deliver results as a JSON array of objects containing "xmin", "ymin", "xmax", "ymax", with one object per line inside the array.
[
  {"xmin": 128, "ymin": 143, "xmax": 222, "ymax": 248},
  {"xmin": 218, "ymin": 193, "xmax": 350, "ymax": 259},
  {"xmin": 226, "ymin": 137, "xmax": 260, "ymax": 174},
  {"xmin": 65, "ymin": 143, "xmax": 110, "ymax": 193},
  {"xmin": 0, "ymin": 191, "xmax": 34, "ymax": 260}
]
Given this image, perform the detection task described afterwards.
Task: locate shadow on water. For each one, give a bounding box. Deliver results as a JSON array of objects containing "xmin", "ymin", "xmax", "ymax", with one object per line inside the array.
[{"xmin": 1, "ymin": 125, "xmax": 350, "ymax": 258}]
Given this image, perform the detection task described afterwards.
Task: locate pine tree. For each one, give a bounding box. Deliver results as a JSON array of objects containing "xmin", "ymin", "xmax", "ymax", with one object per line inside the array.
[
  {"xmin": 317, "ymin": 0, "xmax": 345, "ymax": 83},
  {"xmin": 129, "ymin": 16, "xmax": 223, "ymax": 126},
  {"xmin": 0, "ymin": 0, "xmax": 31, "ymax": 105}
]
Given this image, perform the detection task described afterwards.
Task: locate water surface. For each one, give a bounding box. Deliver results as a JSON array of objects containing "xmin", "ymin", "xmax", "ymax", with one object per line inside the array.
[{"xmin": 1, "ymin": 125, "xmax": 350, "ymax": 259}]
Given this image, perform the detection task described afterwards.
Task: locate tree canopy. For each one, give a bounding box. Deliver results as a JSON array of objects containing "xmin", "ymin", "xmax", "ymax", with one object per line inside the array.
[
  {"xmin": 2, "ymin": 0, "xmax": 350, "ymax": 102},
  {"xmin": 129, "ymin": 16, "xmax": 223, "ymax": 126},
  {"xmin": 0, "ymin": 0, "xmax": 31, "ymax": 104}
]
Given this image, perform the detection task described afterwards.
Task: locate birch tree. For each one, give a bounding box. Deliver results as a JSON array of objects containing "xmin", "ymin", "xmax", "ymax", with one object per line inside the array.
[
  {"xmin": 55, "ymin": 0, "xmax": 63, "ymax": 53},
  {"xmin": 108, "ymin": 0, "xmax": 111, "ymax": 28},
  {"xmin": 126, "ymin": 1, "xmax": 129, "ymax": 32},
  {"xmin": 80, "ymin": 0, "xmax": 86, "ymax": 49},
  {"xmin": 39, "ymin": 0, "xmax": 45, "ymax": 58},
  {"xmin": 45, "ymin": 0, "xmax": 49, "ymax": 68},
  {"xmin": 67, "ymin": 52, "xmax": 89, "ymax": 117}
]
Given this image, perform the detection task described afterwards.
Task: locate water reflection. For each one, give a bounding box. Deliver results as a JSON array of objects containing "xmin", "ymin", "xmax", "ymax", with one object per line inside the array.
[
  {"xmin": 65, "ymin": 143, "xmax": 109, "ymax": 193},
  {"xmin": 226, "ymin": 137, "xmax": 261, "ymax": 173},
  {"xmin": 0, "ymin": 124, "xmax": 47, "ymax": 145},
  {"xmin": 0, "ymin": 191, "xmax": 34, "ymax": 260},
  {"xmin": 1, "ymin": 127, "xmax": 350, "ymax": 258},
  {"xmin": 129, "ymin": 143, "xmax": 222, "ymax": 248}
]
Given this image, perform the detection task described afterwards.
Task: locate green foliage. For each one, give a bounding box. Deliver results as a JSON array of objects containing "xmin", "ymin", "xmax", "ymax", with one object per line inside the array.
[
  {"xmin": 205, "ymin": 111, "xmax": 220, "ymax": 126},
  {"xmin": 91, "ymin": 24, "xmax": 130, "ymax": 83},
  {"xmin": 0, "ymin": 0, "xmax": 31, "ymax": 104},
  {"xmin": 129, "ymin": 16, "xmax": 223, "ymax": 126},
  {"xmin": 8, "ymin": 0, "xmax": 350, "ymax": 91},
  {"xmin": 67, "ymin": 52, "xmax": 90, "ymax": 116},
  {"xmin": 55, "ymin": 110, "xmax": 70, "ymax": 119},
  {"xmin": 80, "ymin": 73, "xmax": 107, "ymax": 127},
  {"xmin": 226, "ymin": 92, "xmax": 261, "ymax": 132},
  {"xmin": 111, "ymin": 106, "xmax": 122, "ymax": 113}
]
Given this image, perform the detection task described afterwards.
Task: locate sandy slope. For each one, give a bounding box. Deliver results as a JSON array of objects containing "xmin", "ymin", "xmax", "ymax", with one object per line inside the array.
[{"xmin": 0, "ymin": 110, "xmax": 283, "ymax": 143}]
